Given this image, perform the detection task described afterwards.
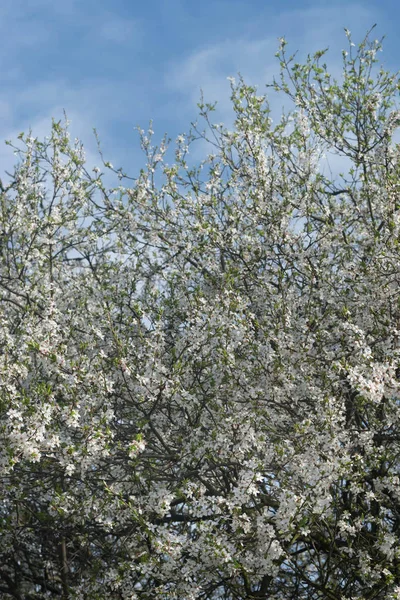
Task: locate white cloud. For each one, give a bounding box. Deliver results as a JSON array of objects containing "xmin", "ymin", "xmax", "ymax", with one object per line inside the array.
[
  {"xmin": 166, "ymin": 37, "xmax": 276, "ymax": 119},
  {"xmin": 164, "ymin": 3, "xmax": 383, "ymax": 172},
  {"xmin": 0, "ymin": 0, "xmax": 389, "ymax": 185},
  {"xmin": 166, "ymin": 3, "xmax": 379, "ymax": 124},
  {"xmin": 98, "ymin": 15, "xmax": 141, "ymax": 45}
]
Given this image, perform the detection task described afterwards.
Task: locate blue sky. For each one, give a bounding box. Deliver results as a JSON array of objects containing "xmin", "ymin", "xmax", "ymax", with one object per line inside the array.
[{"xmin": 1, "ymin": 0, "xmax": 399, "ymax": 179}]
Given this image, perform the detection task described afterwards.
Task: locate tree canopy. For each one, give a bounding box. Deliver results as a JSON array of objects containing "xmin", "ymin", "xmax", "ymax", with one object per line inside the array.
[{"xmin": 1, "ymin": 27, "xmax": 400, "ymax": 599}]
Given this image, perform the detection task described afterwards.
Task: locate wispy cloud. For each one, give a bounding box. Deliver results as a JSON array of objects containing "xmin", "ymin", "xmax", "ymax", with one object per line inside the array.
[
  {"xmin": 97, "ymin": 15, "xmax": 141, "ymax": 45},
  {"xmin": 166, "ymin": 3, "xmax": 378, "ymax": 123},
  {"xmin": 0, "ymin": 0, "xmax": 391, "ymax": 184},
  {"xmin": 165, "ymin": 37, "xmax": 276, "ymax": 119},
  {"xmin": 163, "ymin": 2, "xmax": 383, "ymax": 171}
]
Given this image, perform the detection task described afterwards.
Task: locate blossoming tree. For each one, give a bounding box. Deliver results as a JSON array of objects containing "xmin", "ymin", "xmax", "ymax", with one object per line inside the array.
[{"xmin": 1, "ymin": 27, "xmax": 400, "ymax": 599}]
